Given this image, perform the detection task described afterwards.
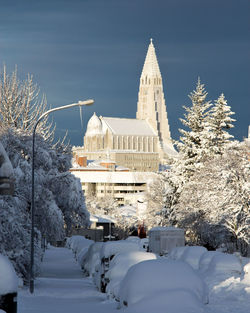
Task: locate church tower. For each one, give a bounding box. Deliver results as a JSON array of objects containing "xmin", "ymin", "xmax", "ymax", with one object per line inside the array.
[{"xmin": 136, "ymin": 39, "xmax": 175, "ymax": 159}]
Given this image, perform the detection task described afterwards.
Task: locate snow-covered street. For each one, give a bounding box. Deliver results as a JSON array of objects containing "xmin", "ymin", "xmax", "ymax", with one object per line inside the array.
[
  {"xmin": 16, "ymin": 242, "xmax": 250, "ymax": 313},
  {"xmin": 18, "ymin": 247, "xmax": 117, "ymax": 313}
]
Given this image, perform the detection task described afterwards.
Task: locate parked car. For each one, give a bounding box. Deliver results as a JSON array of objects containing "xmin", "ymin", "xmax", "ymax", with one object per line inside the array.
[
  {"xmin": 118, "ymin": 259, "xmax": 208, "ymax": 308},
  {"xmin": 0, "ymin": 254, "xmax": 18, "ymax": 313}
]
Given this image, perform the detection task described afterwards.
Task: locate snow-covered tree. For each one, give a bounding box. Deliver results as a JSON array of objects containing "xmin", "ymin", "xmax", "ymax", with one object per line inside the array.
[
  {"xmin": 0, "ymin": 66, "xmax": 90, "ymax": 279},
  {"xmin": 0, "ymin": 65, "xmax": 53, "ymax": 139},
  {"xmin": 175, "ymin": 78, "xmax": 212, "ymax": 179},
  {"xmin": 145, "ymin": 172, "xmax": 179, "ymax": 228},
  {"xmin": 176, "ymin": 141, "xmax": 250, "ymax": 255},
  {"xmin": 207, "ymin": 93, "xmax": 235, "ymax": 155},
  {"xmin": 49, "ymin": 172, "xmax": 90, "ymax": 236}
]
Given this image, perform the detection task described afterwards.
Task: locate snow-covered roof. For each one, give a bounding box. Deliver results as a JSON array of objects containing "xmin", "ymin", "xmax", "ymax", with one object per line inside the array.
[
  {"xmin": 90, "ymin": 214, "xmax": 116, "ymax": 224},
  {"xmin": 162, "ymin": 142, "xmax": 178, "ymax": 156},
  {"xmin": 71, "ymin": 170, "xmax": 157, "ymax": 184},
  {"xmin": 85, "ymin": 112, "xmax": 103, "ymax": 137},
  {"xmin": 101, "ymin": 117, "xmax": 157, "ymax": 136},
  {"xmin": 115, "ymin": 165, "xmax": 129, "ymax": 171}
]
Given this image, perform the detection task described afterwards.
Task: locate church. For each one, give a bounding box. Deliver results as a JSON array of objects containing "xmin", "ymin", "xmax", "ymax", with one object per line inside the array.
[{"xmin": 73, "ymin": 39, "xmax": 176, "ymax": 172}]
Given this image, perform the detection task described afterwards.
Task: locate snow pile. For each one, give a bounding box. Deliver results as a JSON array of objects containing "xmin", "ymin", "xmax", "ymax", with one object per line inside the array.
[
  {"xmin": 206, "ymin": 253, "xmax": 242, "ymax": 275},
  {"xmin": 0, "ymin": 254, "xmax": 18, "ymax": 295},
  {"xmin": 106, "ymin": 251, "xmax": 157, "ymax": 299},
  {"xmin": 124, "ymin": 290, "xmax": 205, "ymax": 313},
  {"xmin": 180, "ymin": 246, "xmax": 207, "ymax": 270},
  {"xmin": 118, "ymin": 259, "xmax": 208, "ymax": 308}
]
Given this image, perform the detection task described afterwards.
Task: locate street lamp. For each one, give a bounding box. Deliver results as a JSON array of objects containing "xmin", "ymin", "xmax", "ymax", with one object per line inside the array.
[{"xmin": 29, "ymin": 99, "xmax": 94, "ymax": 293}]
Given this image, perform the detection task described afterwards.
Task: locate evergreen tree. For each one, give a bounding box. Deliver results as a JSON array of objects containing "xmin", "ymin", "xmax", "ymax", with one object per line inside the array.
[
  {"xmin": 208, "ymin": 93, "xmax": 235, "ymax": 155},
  {"xmin": 175, "ymin": 78, "xmax": 212, "ymax": 179}
]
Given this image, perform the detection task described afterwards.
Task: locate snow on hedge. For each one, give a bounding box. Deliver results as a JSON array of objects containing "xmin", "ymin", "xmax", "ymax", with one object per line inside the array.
[
  {"xmin": 0, "ymin": 254, "xmax": 18, "ymax": 295},
  {"xmin": 118, "ymin": 259, "xmax": 208, "ymax": 307},
  {"xmin": 106, "ymin": 251, "xmax": 157, "ymax": 299}
]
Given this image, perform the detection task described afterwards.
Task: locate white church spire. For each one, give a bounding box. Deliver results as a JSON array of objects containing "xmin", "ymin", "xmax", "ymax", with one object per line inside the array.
[
  {"xmin": 141, "ymin": 38, "xmax": 161, "ymax": 78},
  {"xmin": 137, "ymin": 39, "xmax": 176, "ymax": 160}
]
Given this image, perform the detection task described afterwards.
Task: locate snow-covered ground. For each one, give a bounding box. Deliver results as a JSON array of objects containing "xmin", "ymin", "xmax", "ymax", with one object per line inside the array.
[
  {"xmin": 18, "ymin": 247, "xmax": 118, "ymax": 313},
  {"xmin": 16, "ymin": 244, "xmax": 250, "ymax": 313}
]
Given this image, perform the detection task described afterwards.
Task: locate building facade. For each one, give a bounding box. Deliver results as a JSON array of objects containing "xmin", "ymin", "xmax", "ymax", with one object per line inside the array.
[{"xmin": 73, "ymin": 39, "xmax": 176, "ymax": 172}]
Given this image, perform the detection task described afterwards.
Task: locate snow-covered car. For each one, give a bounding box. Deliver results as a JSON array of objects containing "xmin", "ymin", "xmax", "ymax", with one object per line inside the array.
[
  {"xmin": 180, "ymin": 246, "xmax": 207, "ymax": 270},
  {"xmin": 66, "ymin": 236, "xmax": 93, "ymax": 260},
  {"xmin": 205, "ymin": 253, "xmax": 242, "ymax": 276},
  {"xmin": 118, "ymin": 259, "xmax": 208, "ymax": 308},
  {"xmin": 98, "ymin": 240, "xmax": 140, "ymax": 292},
  {"xmin": 81, "ymin": 242, "xmax": 104, "ymax": 276},
  {"xmin": 106, "ymin": 250, "xmax": 157, "ymax": 299},
  {"xmin": 0, "ymin": 254, "xmax": 18, "ymax": 313},
  {"xmin": 123, "ymin": 289, "xmax": 205, "ymax": 313},
  {"xmin": 198, "ymin": 251, "xmax": 223, "ymax": 272}
]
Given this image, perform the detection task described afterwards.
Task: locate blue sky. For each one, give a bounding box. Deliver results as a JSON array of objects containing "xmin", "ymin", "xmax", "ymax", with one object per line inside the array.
[{"xmin": 0, "ymin": 0, "xmax": 249, "ymax": 145}]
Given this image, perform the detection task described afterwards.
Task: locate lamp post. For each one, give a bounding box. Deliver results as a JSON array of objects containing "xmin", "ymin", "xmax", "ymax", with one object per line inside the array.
[{"xmin": 29, "ymin": 99, "xmax": 94, "ymax": 293}]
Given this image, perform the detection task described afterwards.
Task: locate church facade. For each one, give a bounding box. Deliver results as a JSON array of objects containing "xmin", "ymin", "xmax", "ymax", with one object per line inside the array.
[{"xmin": 73, "ymin": 39, "xmax": 176, "ymax": 172}]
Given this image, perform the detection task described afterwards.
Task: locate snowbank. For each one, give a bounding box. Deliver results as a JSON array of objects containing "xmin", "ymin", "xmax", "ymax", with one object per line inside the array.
[
  {"xmin": 118, "ymin": 259, "xmax": 208, "ymax": 307},
  {"xmin": 123, "ymin": 289, "xmax": 205, "ymax": 313},
  {"xmin": 180, "ymin": 246, "xmax": 207, "ymax": 270},
  {"xmin": 106, "ymin": 251, "xmax": 157, "ymax": 298},
  {"xmin": 0, "ymin": 254, "xmax": 18, "ymax": 295}
]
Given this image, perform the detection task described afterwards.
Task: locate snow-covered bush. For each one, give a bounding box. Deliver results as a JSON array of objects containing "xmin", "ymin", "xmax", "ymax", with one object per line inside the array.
[
  {"xmin": 106, "ymin": 251, "xmax": 157, "ymax": 299},
  {"xmin": 0, "ymin": 128, "xmax": 89, "ymax": 280},
  {"xmin": 118, "ymin": 259, "xmax": 208, "ymax": 307}
]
